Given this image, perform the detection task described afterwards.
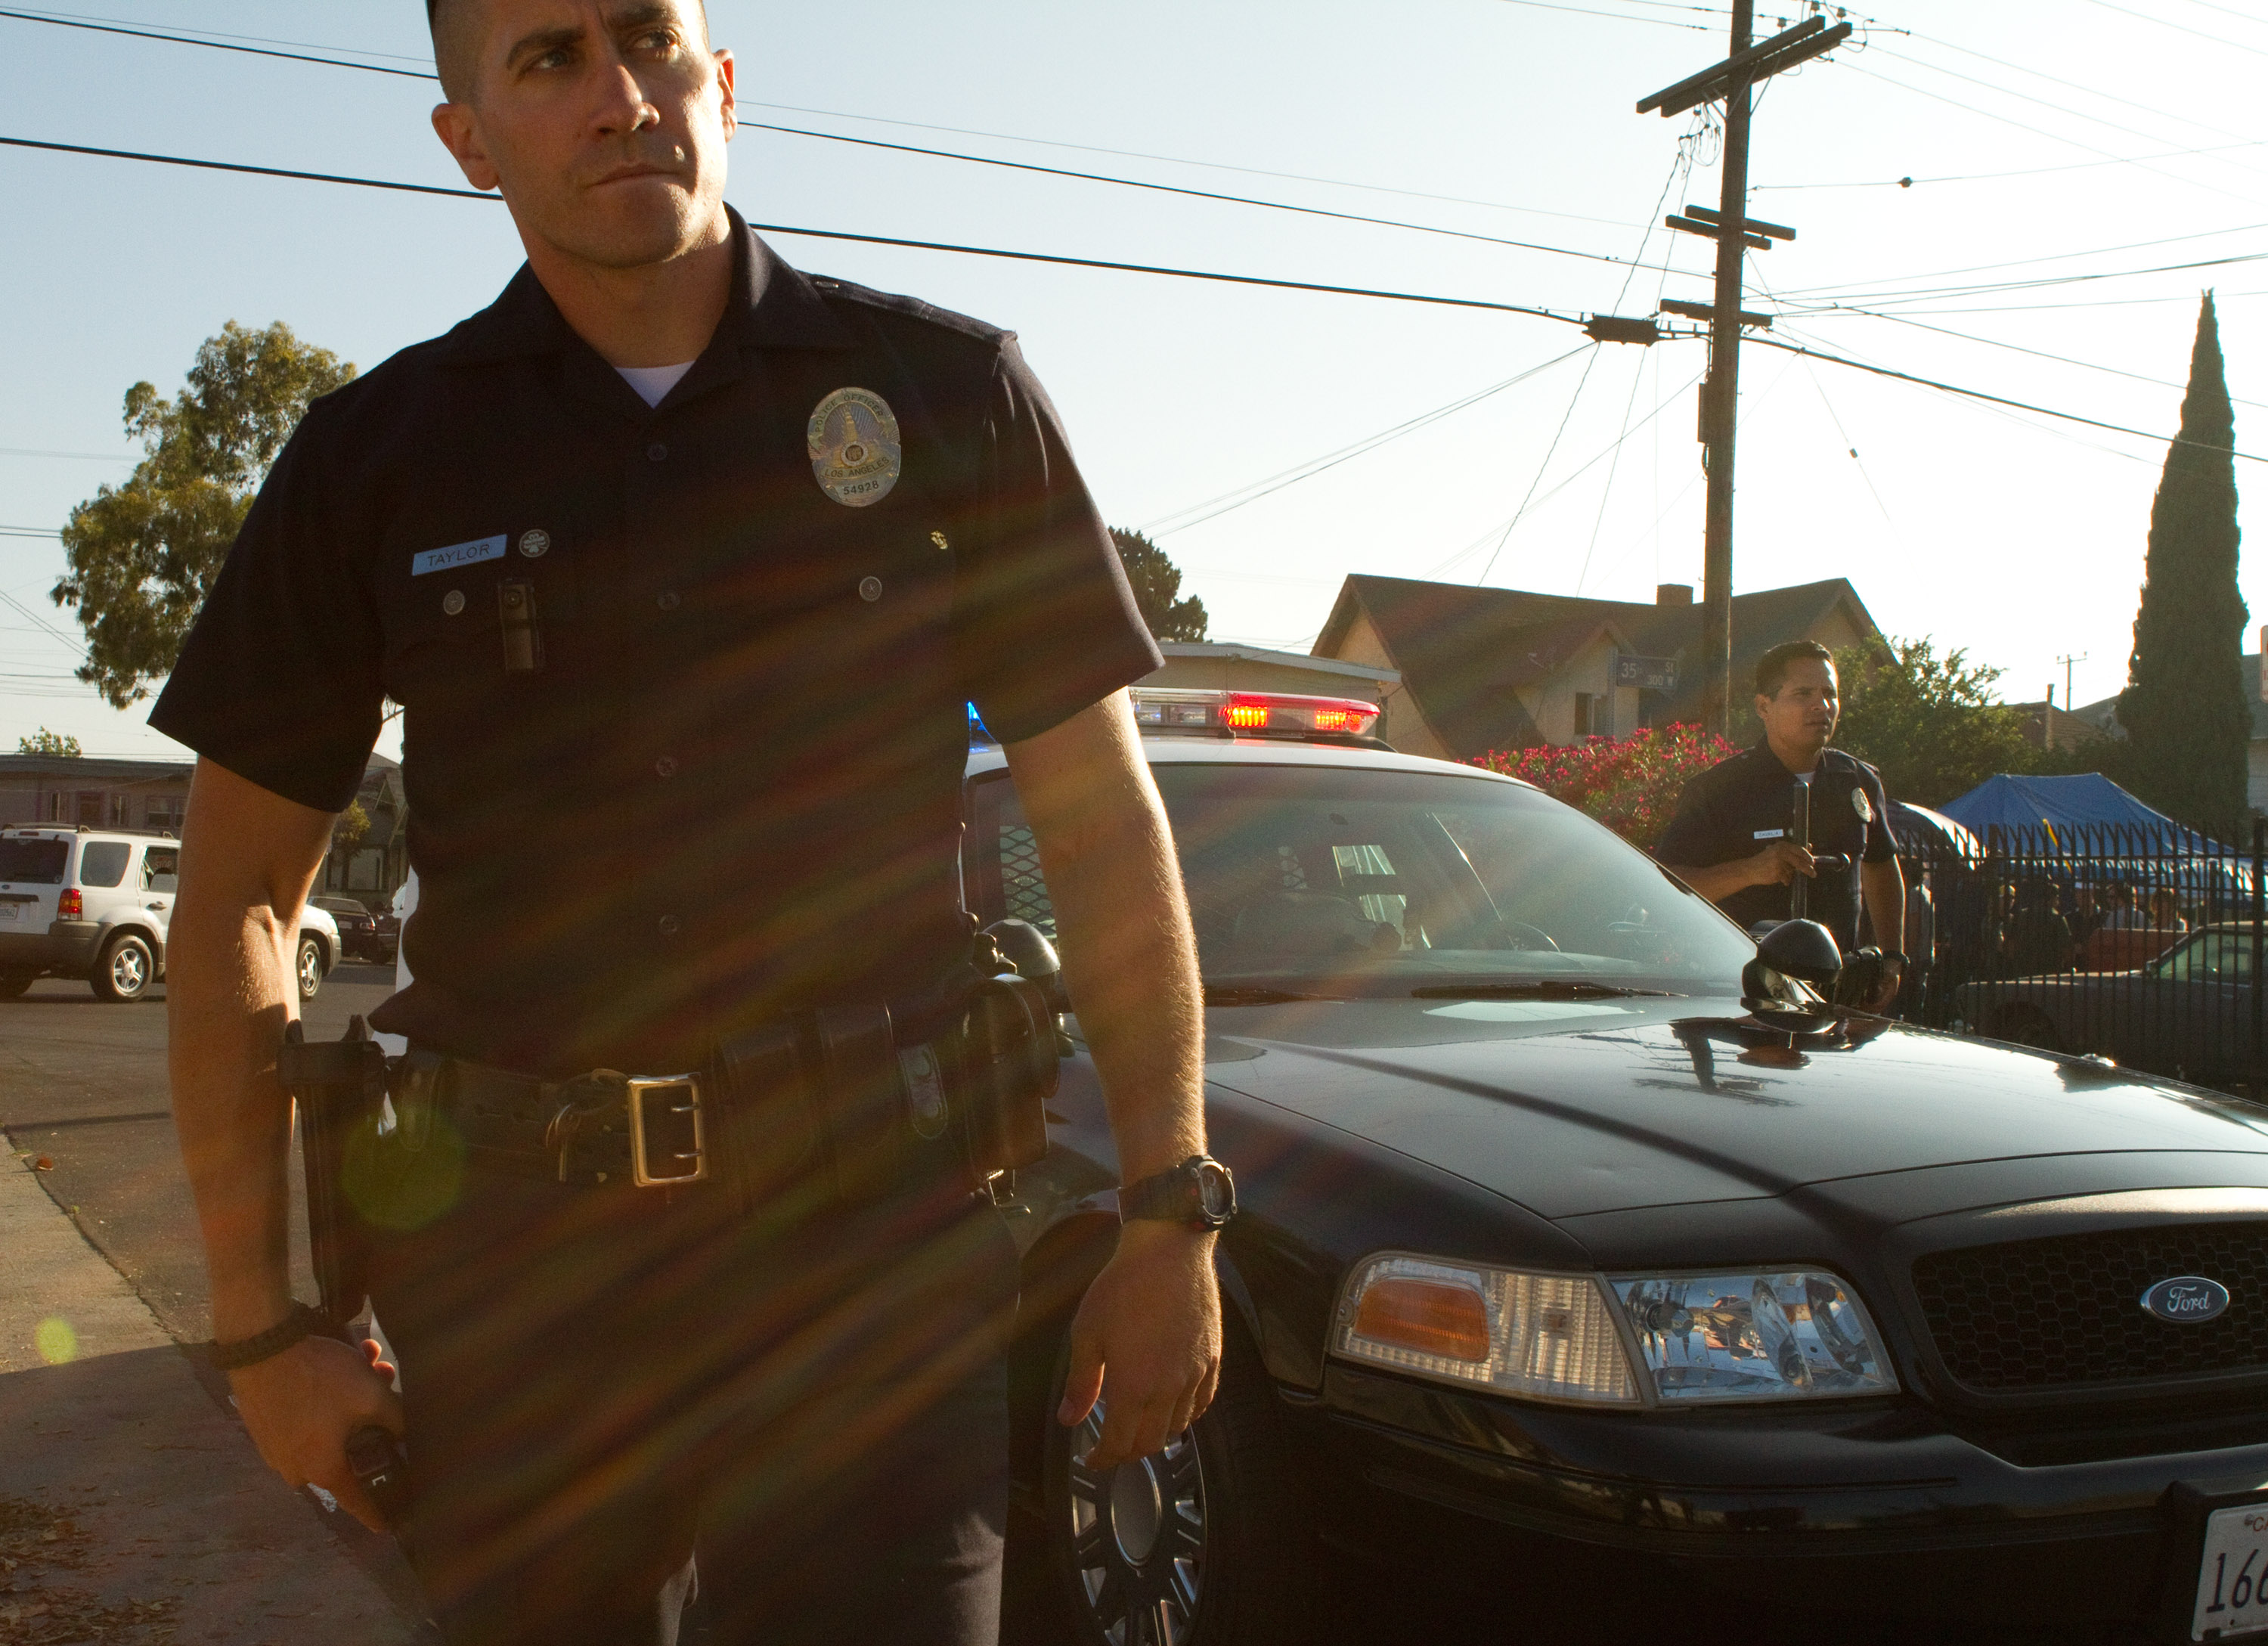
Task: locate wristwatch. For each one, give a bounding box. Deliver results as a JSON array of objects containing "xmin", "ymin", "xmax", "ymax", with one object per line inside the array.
[{"xmin": 1118, "ymin": 1155, "xmax": 1238, "ymax": 1230}]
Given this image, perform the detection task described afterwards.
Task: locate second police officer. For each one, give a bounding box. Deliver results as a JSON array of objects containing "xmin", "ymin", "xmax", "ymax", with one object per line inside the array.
[
  {"xmin": 153, "ymin": 2, "xmax": 1229, "ymax": 1641},
  {"xmin": 1656, "ymin": 640, "xmax": 1908, "ymax": 1011}
]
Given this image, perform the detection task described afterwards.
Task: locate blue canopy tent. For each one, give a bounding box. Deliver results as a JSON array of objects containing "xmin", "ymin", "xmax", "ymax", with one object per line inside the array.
[{"xmin": 1938, "ymin": 772, "xmax": 2251, "ymax": 899}]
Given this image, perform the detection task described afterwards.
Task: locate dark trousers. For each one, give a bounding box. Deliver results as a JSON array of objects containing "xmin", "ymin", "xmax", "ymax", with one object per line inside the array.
[{"xmin": 367, "ymin": 1148, "xmax": 1019, "ymax": 1646}]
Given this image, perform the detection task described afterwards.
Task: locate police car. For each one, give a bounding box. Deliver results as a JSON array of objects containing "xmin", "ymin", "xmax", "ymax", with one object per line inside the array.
[{"xmin": 978, "ymin": 690, "xmax": 2268, "ymax": 1646}]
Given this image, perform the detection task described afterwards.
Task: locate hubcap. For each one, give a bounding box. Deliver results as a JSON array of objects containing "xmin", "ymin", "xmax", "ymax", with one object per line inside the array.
[
  {"xmin": 112, "ymin": 947, "xmax": 144, "ymax": 992},
  {"xmin": 299, "ymin": 947, "xmax": 319, "ymax": 993},
  {"xmin": 1064, "ymin": 1397, "xmax": 1205, "ymax": 1646}
]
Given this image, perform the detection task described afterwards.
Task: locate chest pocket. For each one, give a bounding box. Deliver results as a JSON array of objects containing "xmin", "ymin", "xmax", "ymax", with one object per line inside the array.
[{"xmin": 380, "ymin": 546, "xmax": 581, "ymax": 702}]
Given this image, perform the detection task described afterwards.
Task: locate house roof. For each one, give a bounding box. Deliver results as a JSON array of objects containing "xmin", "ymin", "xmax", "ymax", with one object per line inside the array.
[
  {"xmin": 1315, "ymin": 575, "xmax": 1881, "ymax": 757},
  {"xmin": 0, "ymin": 755, "xmax": 195, "ymax": 785}
]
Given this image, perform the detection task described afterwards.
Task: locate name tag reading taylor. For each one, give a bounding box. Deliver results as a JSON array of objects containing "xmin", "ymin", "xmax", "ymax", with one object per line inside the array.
[{"xmin": 413, "ymin": 535, "xmax": 507, "ymax": 577}]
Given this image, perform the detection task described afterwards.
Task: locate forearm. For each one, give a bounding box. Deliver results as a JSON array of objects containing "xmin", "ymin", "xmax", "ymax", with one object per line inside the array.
[
  {"xmin": 1008, "ymin": 698, "xmax": 1205, "ymax": 1183},
  {"xmin": 168, "ymin": 762, "xmax": 330, "ymax": 1341},
  {"xmin": 1861, "ymin": 860, "xmax": 1907, "ymax": 952},
  {"xmin": 1666, "ymin": 858, "xmax": 1764, "ymax": 904}
]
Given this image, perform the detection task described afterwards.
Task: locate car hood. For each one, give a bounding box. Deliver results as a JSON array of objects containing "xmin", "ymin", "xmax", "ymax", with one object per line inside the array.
[{"xmin": 1200, "ymin": 994, "xmax": 2268, "ymax": 1220}]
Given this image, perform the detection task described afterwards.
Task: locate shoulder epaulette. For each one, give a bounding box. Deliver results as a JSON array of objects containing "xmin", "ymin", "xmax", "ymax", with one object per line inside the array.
[{"xmin": 805, "ymin": 275, "xmax": 1010, "ymax": 346}]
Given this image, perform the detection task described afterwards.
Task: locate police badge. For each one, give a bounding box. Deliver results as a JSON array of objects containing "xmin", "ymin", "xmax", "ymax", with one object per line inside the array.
[
  {"xmin": 807, "ymin": 387, "xmax": 903, "ymax": 507},
  {"xmin": 1851, "ymin": 786, "xmax": 1875, "ymax": 824}
]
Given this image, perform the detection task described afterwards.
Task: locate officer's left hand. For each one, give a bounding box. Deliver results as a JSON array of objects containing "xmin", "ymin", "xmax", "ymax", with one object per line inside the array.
[{"xmin": 1058, "ymin": 1221, "xmax": 1222, "ymax": 1470}]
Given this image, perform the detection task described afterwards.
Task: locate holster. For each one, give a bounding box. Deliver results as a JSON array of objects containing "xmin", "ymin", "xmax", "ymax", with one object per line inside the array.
[
  {"xmin": 274, "ymin": 1016, "xmax": 389, "ymax": 1331},
  {"xmin": 953, "ymin": 974, "xmax": 1058, "ymax": 1189}
]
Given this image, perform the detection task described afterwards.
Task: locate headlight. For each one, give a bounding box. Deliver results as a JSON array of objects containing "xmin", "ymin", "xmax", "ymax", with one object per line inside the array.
[
  {"xmin": 1332, "ymin": 1256, "xmax": 1898, "ymax": 1407},
  {"xmin": 1331, "ymin": 1254, "xmax": 1640, "ymax": 1405},
  {"xmin": 1611, "ymin": 1271, "xmax": 1898, "ymax": 1403}
]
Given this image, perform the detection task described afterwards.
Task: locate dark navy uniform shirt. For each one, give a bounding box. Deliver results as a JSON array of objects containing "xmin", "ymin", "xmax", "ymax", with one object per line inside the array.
[
  {"xmin": 1653, "ymin": 742, "xmax": 1895, "ymax": 953},
  {"xmin": 151, "ymin": 214, "xmax": 1160, "ymax": 1077}
]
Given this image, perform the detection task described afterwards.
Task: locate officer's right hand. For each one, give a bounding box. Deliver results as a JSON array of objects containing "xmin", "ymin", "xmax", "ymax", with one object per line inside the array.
[
  {"xmin": 228, "ymin": 1334, "xmax": 404, "ymax": 1531},
  {"xmin": 1748, "ymin": 841, "xmax": 1818, "ymax": 888}
]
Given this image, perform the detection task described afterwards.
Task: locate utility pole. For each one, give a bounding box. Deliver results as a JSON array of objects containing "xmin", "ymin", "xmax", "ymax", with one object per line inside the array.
[
  {"xmin": 1639, "ymin": 10, "xmax": 1852, "ymax": 736},
  {"xmin": 2056, "ymin": 652, "xmax": 2088, "ymax": 714}
]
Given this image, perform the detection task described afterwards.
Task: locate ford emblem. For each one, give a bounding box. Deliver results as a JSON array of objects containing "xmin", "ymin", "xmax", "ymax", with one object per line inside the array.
[{"xmin": 2140, "ymin": 1276, "xmax": 2231, "ymax": 1324}]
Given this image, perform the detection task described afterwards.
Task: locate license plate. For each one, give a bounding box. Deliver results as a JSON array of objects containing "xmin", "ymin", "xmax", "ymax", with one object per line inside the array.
[
  {"xmin": 0, "ymin": 904, "xmax": 18, "ymax": 921},
  {"xmin": 2195, "ymin": 1505, "xmax": 2268, "ymax": 1639}
]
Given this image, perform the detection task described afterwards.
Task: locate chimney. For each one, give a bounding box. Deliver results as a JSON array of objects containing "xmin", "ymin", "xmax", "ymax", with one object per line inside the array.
[{"xmin": 1656, "ymin": 584, "xmax": 1693, "ymax": 607}]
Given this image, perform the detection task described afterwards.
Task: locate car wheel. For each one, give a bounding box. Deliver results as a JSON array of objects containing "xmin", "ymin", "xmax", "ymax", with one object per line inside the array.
[
  {"xmin": 91, "ymin": 934, "xmax": 154, "ymax": 1003},
  {"xmin": 296, "ymin": 936, "xmax": 325, "ymax": 1001},
  {"xmin": 0, "ymin": 972, "xmax": 34, "ymax": 1000},
  {"xmin": 1043, "ymin": 1325, "xmax": 1311, "ymax": 1646},
  {"xmin": 1993, "ymin": 1006, "xmax": 2060, "ymax": 1052}
]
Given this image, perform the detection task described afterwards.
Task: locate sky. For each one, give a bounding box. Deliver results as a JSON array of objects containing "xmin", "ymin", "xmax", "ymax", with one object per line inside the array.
[{"xmin": 3, "ymin": 0, "xmax": 2266, "ymax": 763}]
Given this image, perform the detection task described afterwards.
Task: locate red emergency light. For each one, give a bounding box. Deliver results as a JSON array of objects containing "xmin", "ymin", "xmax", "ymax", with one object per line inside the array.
[{"xmin": 1129, "ymin": 689, "xmax": 1383, "ymax": 742}]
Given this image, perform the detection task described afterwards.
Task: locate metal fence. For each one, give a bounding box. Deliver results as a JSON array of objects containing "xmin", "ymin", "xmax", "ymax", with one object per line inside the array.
[{"xmin": 1898, "ymin": 820, "xmax": 2264, "ymax": 1095}]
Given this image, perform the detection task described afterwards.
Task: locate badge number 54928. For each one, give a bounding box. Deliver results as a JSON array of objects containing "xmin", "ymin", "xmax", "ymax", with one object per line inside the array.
[{"xmin": 2196, "ymin": 1506, "xmax": 2268, "ymax": 1639}]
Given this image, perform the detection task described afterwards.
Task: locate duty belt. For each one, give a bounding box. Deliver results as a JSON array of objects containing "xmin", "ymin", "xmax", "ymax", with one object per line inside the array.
[{"xmin": 395, "ymin": 1058, "xmax": 714, "ymax": 1189}]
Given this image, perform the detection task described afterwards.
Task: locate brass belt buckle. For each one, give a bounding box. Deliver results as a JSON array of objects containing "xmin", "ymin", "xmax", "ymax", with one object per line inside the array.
[{"xmin": 627, "ymin": 1074, "xmax": 708, "ymax": 1188}]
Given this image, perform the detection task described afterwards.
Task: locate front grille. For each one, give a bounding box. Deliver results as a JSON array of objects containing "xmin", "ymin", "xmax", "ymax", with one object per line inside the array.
[{"xmin": 1913, "ymin": 1220, "xmax": 2268, "ymax": 1393}]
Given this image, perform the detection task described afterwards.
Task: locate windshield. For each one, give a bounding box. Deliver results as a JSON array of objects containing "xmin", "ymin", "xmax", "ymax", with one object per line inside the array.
[
  {"xmin": 968, "ymin": 762, "xmax": 1754, "ymax": 996},
  {"xmin": 0, "ymin": 838, "xmax": 68, "ymax": 885}
]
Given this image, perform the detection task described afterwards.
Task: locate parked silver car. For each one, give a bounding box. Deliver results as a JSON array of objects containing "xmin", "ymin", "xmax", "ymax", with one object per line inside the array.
[{"xmin": 0, "ymin": 826, "xmax": 337, "ymax": 1003}]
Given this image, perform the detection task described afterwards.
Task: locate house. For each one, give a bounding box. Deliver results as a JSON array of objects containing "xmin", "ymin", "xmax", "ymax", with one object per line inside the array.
[
  {"xmin": 2074, "ymin": 650, "xmax": 2268, "ymax": 811},
  {"xmin": 0, "ymin": 754, "xmax": 193, "ymax": 832},
  {"xmin": 0, "ymin": 751, "xmax": 407, "ymax": 904},
  {"xmin": 1312, "ymin": 575, "xmax": 1883, "ymax": 761}
]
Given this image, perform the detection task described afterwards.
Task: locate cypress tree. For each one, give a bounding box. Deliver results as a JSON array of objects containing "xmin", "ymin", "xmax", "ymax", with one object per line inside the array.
[{"xmin": 2119, "ymin": 292, "xmax": 2249, "ymax": 835}]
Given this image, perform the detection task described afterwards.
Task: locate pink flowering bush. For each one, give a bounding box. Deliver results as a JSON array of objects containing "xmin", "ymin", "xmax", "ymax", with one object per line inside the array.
[{"xmin": 1470, "ymin": 724, "xmax": 1737, "ymax": 848}]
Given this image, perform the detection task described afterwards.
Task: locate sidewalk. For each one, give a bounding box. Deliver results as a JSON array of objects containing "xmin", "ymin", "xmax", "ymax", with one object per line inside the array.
[{"xmin": 0, "ymin": 1152, "xmax": 427, "ymax": 1645}]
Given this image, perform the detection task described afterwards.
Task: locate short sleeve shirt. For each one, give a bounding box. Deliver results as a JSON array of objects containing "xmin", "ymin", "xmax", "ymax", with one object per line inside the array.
[
  {"xmin": 151, "ymin": 214, "xmax": 1161, "ymax": 1075},
  {"xmin": 1653, "ymin": 743, "xmax": 1895, "ymax": 953}
]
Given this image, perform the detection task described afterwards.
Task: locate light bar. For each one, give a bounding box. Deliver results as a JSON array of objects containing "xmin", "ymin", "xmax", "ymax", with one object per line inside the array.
[{"xmin": 1128, "ymin": 688, "xmax": 1382, "ymax": 741}]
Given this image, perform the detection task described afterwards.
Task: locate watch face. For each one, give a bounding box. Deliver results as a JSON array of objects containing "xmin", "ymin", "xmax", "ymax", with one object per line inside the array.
[{"xmin": 1194, "ymin": 1160, "xmax": 1235, "ymax": 1221}]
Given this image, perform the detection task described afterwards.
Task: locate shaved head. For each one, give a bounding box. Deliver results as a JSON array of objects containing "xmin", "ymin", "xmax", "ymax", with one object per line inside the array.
[{"xmin": 427, "ymin": 0, "xmax": 708, "ymax": 102}]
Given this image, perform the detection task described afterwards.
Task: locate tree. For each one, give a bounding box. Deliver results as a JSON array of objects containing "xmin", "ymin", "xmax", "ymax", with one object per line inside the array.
[
  {"xmin": 52, "ymin": 322, "xmax": 356, "ymax": 708},
  {"xmin": 1471, "ymin": 724, "xmax": 1738, "ymax": 848},
  {"xmin": 1833, "ymin": 636, "xmax": 2034, "ymax": 805},
  {"xmin": 15, "ymin": 728, "xmax": 82, "ymax": 757},
  {"xmin": 1109, "ymin": 529, "xmax": 1210, "ymax": 642},
  {"xmin": 332, "ymin": 799, "xmax": 372, "ymax": 856},
  {"xmin": 2118, "ymin": 293, "xmax": 2249, "ymax": 835}
]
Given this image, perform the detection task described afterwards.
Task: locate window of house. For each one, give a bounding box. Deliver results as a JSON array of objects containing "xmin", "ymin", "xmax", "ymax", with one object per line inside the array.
[
  {"xmin": 146, "ymin": 798, "xmax": 184, "ymax": 835},
  {"xmin": 1573, "ymin": 693, "xmax": 1599, "ymax": 737},
  {"xmin": 76, "ymin": 793, "xmax": 104, "ymax": 826},
  {"xmin": 108, "ymin": 793, "xmax": 129, "ymax": 826}
]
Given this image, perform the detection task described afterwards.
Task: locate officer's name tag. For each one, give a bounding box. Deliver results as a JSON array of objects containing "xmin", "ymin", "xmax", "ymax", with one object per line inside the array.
[
  {"xmin": 412, "ymin": 535, "xmax": 507, "ymax": 576},
  {"xmin": 1753, "ymin": 828, "xmax": 1786, "ymax": 841}
]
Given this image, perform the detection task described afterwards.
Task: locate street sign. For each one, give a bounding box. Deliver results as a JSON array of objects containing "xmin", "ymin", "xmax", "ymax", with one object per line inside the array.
[{"xmin": 1614, "ymin": 653, "xmax": 1680, "ymax": 691}]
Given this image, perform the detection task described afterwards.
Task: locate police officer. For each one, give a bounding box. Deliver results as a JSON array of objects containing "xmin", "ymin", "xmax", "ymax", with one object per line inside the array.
[
  {"xmin": 1656, "ymin": 640, "xmax": 1907, "ymax": 1010},
  {"xmin": 154, "ymin": 3, "xmax": 1225, "ymax": 1641}
]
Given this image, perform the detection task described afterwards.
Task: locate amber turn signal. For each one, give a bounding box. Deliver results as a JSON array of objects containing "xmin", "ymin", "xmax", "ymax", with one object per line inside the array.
[{"xmin": 1352, "ymin": 1276, "xmax": 1492, "ymax": 1363}]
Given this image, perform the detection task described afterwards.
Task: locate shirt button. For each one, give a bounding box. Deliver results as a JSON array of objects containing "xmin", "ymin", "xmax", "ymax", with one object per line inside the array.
[
  {"xmin": 656, "ymin": 591, "xmax": 680, "ymax": 612},
  {"xmin": 858, "ymin": 576, "xmax": 883, "ymax": 603},
  {"xmin": 647, "ymin": 442, "xmax": 669, "ymax": 463},
  {"xmin": 655, "ymin": 755, "xmax": 679, "ymax": 778},
  {"xmin": 658, "ymin": 915, "xmax": 682, "ymax": 938}
]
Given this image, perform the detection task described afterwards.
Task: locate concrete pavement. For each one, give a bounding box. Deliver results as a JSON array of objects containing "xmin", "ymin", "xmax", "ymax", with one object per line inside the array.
[{"xmin": 0, "ymin": 1147, "xmax": 426, "ymax": 1645}]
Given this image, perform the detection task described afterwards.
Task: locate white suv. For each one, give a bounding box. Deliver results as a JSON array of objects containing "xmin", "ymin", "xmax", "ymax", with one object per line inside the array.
[{"xmin": 0, "ymin": 826, "xmax": 338, "ymax": 1003}]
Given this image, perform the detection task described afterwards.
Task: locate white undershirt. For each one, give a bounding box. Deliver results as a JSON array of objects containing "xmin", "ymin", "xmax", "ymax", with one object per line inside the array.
[{"xmin": 616, "ymin": 361, "xmax": 698, "ymax": 408}]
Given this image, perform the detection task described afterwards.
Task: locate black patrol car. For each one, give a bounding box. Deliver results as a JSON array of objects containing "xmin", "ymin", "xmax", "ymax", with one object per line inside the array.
[{"xmin": 974, "ymin": 690, "xmax": 2268, "ymax": 1646}]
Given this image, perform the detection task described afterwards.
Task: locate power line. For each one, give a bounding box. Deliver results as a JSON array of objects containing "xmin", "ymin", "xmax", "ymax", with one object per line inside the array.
[
  {"xmin": 0, "ymin": 135, "xmax": 1595, "ymax": 325},
  {"xmin": 1490, "ymin": 0, "xmax": 1717, "ymax": 30},
  {"xmin": 1774, "ymin": 216, "xmax": 2268, "ymax": 299},
  {"xmin": 0, "ymin": 7, "xmax": 435, "ymax": 77},
  {"xmin": 0, "ymin": 525, "xmax": 64, "ymax": 538},
  {"xmin": 0, "ymin": 446, "xmax": 130, "ymax": 462},
  {"xmin": 1838, "ymin": 63, "xmax": 2267, "ymax": 210},
  {"xmin": 0, "ymin": 7, "xmax": 1651, "ymax": 237},
  {"xmin": 1748, "ymin": 334, "xmax": 2268, "ymax": 462},
  {"xmin": 0, "ymin": 589, "xmax": 85, "ymax": 656},
  {"xmin": 1143, "ymin": 344, "xmax": 1591, "ymax": 535},
  {"xmin": 747, "ymin": 122, "xmax": 1709, "ymax": 277},
  {"xmin": 1904, "ymin": 29, "xmax": 2268, "ymax": 152},
  {"xmin": 1757, "ymin": 140, "xmax": 2268, "ymax": 189},
  {"xmin": 6, "ymin": 8, "xmax": 430, "ymax": 64},
  {"xmin": 2080, "ymin": 0, "xmax": 2268, "ymax": 61}
]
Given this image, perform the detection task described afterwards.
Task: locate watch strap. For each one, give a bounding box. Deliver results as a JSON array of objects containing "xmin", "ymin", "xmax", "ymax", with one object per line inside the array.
[
  {"xmin": 1117, "ymin": 1155, "xmax": 1235, "ymax": 1229},
  {"xmin": 206, "ymin": 1301, "xmax": 332, "ymax": 1372}
]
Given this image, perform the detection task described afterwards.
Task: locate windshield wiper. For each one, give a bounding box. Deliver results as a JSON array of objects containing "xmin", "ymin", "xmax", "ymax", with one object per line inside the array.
[
  {"xmin": 1409, "ymin": 981, "xmax": 1675, "ymax": 1001},
  {"xmin": 1204, "ymin": 984, "xmax": 1337, "ymax": 1006}
]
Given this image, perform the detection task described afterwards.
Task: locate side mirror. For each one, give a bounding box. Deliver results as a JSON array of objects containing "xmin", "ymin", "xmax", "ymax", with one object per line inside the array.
[
  {"xmin": 983, "ymin": 918, "xmax": 1069, "ymax": 1016},
  {"xmin": 1741, "ymin": 919, "xmax": 1843, "ymax": 1026}
]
